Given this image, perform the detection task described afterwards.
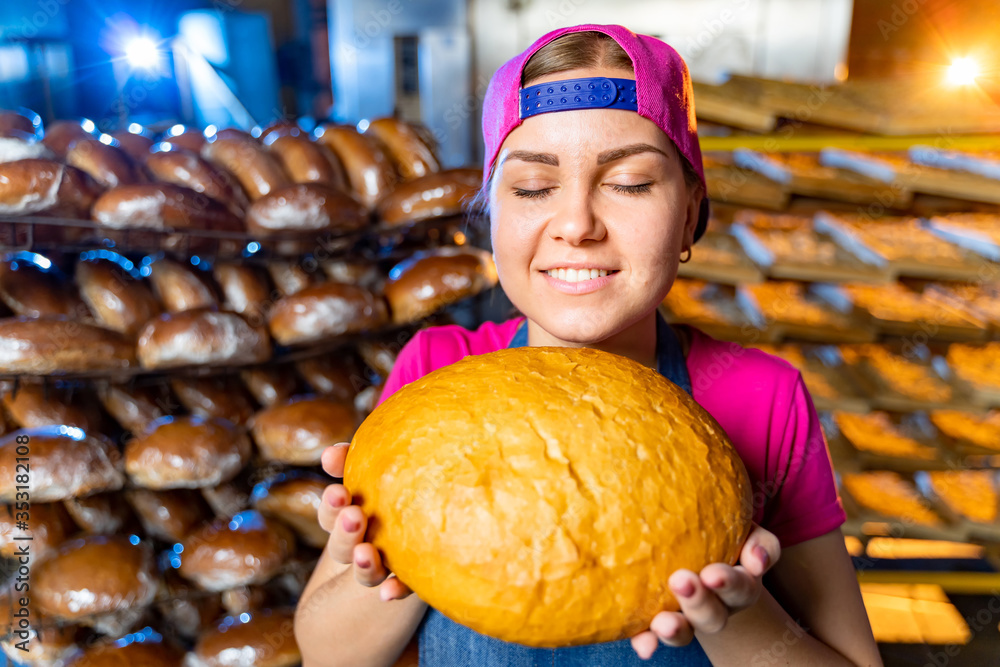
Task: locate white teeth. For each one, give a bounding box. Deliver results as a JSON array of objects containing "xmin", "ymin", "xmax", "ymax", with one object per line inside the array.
[{"xmin": 545, "ymin": 268, "xmax": 613, "ymax": 282}]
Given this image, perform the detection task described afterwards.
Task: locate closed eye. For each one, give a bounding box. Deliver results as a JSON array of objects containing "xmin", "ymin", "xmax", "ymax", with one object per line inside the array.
[
  {"xmin": 512, "ymin": 187, "xmax": 553, "ymax": 199},
  {"xmin": 611, "ymin": 183, "xmax": 652, "ymax": 195}
]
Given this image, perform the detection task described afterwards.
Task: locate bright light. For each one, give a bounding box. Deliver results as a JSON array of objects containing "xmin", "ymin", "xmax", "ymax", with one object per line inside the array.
[
  {"xmin": 947, "ymin": 57, "xmax": 980, "ymax": 86},
  {"xmin": 124, "ymin": 36, "xmax": 161, "ymax": 70},
  {"xmin": 128, "ymin": 122, "xmax": 143, "ymax": 134}
]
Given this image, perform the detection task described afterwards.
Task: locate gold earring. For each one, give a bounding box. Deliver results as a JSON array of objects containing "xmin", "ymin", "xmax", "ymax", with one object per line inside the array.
[{"xmin": 679, "ymin": 247, "xmax": 692, "ymax": 264}]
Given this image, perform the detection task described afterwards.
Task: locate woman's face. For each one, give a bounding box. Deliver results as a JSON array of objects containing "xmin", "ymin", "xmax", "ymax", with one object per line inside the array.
[{"xmin": 490, "ymin": 67, "xmax": 703, "ymax": 344}]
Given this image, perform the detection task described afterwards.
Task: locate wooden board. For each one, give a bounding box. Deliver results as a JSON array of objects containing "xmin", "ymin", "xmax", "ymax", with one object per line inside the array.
[{"xmin": 677, "ymin": 230, "xmax": 764, "ymax": 285}]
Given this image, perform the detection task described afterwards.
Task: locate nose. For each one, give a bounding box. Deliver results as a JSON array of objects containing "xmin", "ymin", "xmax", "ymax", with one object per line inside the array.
[{"xmin": 545, "ymin": 186, "xmax": 606, "ymax": 245}]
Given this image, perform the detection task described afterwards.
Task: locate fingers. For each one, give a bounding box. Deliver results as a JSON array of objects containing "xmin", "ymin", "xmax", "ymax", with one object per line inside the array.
[
  {"xmin": 629, "ymin": 631, "xmax": 659, "ymax": 660},
  {"xmin": 326, "ymin": 505, "xmax": 367, "ymax": 564},
  {"xmin": 740, "ymin": 523, "xmax": 781, "ymax": 578},
  {"xmin": 352, "ymin": 542, "xmax": 389, "ymax": 587},
  {"xmin": 317, "ymin": 484, "xmax": 350, "ymax": 533},
  {"xmin": 649, "ymin": 611, "xmax": 694, "ymax": 647},
  {"xmin": 669, "ymin": 569, "xmax": 728, "ymax": 634},
  {"xmin": 378, "ymin": 575, "xmax": 414, "ymax": 601},
  {"xmin": 698, "ymin": 563, "xmax": 759, "ymax": 612},
  {"xmin": 321, "ymin": 443, "xmax": 350, "ymax": 479}
]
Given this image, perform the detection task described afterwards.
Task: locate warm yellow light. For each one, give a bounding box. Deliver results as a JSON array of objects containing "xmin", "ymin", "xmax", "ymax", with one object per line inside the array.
[{"xmin": 947, "ymin": 57, "xmax": 980, "ymax": 85}]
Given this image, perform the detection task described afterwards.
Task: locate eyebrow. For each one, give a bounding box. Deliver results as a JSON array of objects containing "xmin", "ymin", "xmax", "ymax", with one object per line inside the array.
[{"xmin": 503, "ymin": 143, "xmax": 669, "ymax": 168}]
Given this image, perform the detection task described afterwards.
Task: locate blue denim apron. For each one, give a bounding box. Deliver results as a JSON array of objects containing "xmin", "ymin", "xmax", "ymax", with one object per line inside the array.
[{"xmin": 417, "ymin": 314, "xmax": 713, "ymax": 666}]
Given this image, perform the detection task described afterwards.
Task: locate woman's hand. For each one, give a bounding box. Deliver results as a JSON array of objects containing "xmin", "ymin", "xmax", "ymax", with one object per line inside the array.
[
  {"xmin": 318, "ymin": 443, "xmax": 413, "ymax": 601},
  {"xmin": 630, "ymin": 523, "xmax": 781, "ymax": 660}
]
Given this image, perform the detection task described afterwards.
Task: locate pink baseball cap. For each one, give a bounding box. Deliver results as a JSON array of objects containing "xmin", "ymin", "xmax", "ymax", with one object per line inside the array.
[{"xmin": 481, "ymin": 24, "xmax": 709, "ymax": 241}]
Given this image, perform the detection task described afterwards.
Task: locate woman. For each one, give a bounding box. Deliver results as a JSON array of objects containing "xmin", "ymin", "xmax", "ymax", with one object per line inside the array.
[{"xmin": 296, "ymin": 24, "xmax": 882, "ymax": 666}]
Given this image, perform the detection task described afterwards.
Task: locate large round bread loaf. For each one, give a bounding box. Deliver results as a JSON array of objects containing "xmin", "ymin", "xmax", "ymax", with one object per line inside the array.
[{"xmin": 344, "ymin": 346, "xmax": 752, "ymax": 647}]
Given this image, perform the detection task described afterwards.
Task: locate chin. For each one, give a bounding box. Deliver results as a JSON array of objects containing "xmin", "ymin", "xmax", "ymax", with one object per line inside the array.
[{"xmin": 528, "ymin": 306, "xmax": 631, "ymax": 344}]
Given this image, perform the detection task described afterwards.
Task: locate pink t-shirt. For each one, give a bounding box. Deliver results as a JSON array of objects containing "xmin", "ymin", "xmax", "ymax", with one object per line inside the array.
[{"xmin": 378, "ymin": 317, "xmax": 846, "ymax": 548}]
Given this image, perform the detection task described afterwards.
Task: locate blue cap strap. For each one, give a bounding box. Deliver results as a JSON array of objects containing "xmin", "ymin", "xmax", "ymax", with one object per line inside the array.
[{"xmin": 519, "ymin": 76, "xmax": 638, "ymax": 119}]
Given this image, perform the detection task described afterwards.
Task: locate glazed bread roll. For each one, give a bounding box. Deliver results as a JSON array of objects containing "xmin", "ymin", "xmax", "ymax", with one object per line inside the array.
[
  {"xmin": 266, "ymin": 261, "xmax": 316, "ymax": 296},
  {"xmin": 252, "ymin": 473, "xmax": 328, "ymax": 547},
  {"xmin": 136, "ymin": 309, "xmax": 271, "ymax": 369},
  {"xmin": 0, "ymin": 259, "xmax": 91, "ymax": 319},
  {"xmin": 0, "ymin": 158, "xmax": 101, "ymax": 218},
  {"xmin": 314, "ymin": 125, "xmax": 396, "ymax": 208},
  {"xmin": 0, "ymin": 317, "xmax": 137, "ymax": 374},
  {"xmin": 264, "ymin": 133, "xmax": 348, "ymax": 189},
  {"xmin": 34, "ymin": 535, "xmax": 157, "ymax": 632},
  {"xmin": 0, "ymin": 427, "xmax": 125, "ymax": 503},
  {"xmin": 365, "ymin": 117, "xmax": 440, "ymax": 180},
  {"xmin": 145, "ymin": 145, "xmax": 249, "ymax": 214},
  {"xmin": 320, "ymin": 259, "xmax": 382, "ymax": 290},
  {"xmin": 0, "ymin": 611, "xmax": 80, "ymax": 667},
  {"xmin": 213, "ymin": 127, "xmax": 254, "ymax": 141},
  {"xmin": 200, "ymin": 136, "xmax": 290, "ymax": 200},
  {"xmin": 125, "ymin": 416, "xmax": 251, "ymax": 490},
  {"xmin": 212, "ymin": 263, "xmax": 273, "ymax": 325},
  {"xmin": 240, "ymin": 366, "xmax": 299, "ymax": 407},
  {"xmin": 0, "ymin": 130, "xmax": 54, "ymax": 163},
  {"xmin": 293, "ymin": 355, "xmax": 360, "ymax": 401},
  {"xmin": 0, "ymin": 501, "xmax": 75, "ymax": 560},
  {"xmin": 158, "ymin": 571, "xmax": 225, "ymax": 641},
  {"xmin": 178, "ymin": 510, "xmax": 294, "ymax": 591},
  {"xmin": 96, "ymin": 382, "xmax": 171, "ymax": 435},
  {"xmin": 258, "ymin": 119, "xmax": 300, "ymax": 143},
  {"xmin": 110, "ymin": 129, "xmax": 155, "ymax": 161},
  {"xmin": 66, "ymin": 137, "xmax": 141, "ymax": 188},
  {"xmin": 65, "ymin": 638, "xmax": 184, "ymax": 667},
  {"xmin": 0, "ymin": 110, "xmax": 39, "ymax": 135},
  {"xmin": 147, "ymin": 257, "xmax": 219, "ymax": 313},
  {"xmin": 41, "ymin": 120, "xmax": 95, "ymax": 157},
  {"xmin": 76, "ymin": 259, "xmax": 161, "ymax": 335},
  {"xmin": 344, "ymin": 346, "xmax": 753, "ymax": 647},
  {"xmin": 384, "ymin": 248, "xmax": 497, "ymax": 324},
  {"xmin": 358, "ymin": 340, "xmax": 398, "ymax": 378},
  {"xmin": 188, "ymin": 608, "xmax": 299, "ymax": 667},
  {"xmin": 63, "ymin": 492, "xmax": 133, "ymax": 534},
  {"xmin": 91, "ymin": 183, "xmax": 242, "ymax": 233},
  {"xmin": 158, "ymin": 126, "xmax": 206, "ymax": 153},
  {"xmin": 125, "ymin": 488, "xmax": 211, "ymax": 542},
  {"xmin": 0, "ymin": 382, "xmax": 102, "ymax": 432},
  {"xmin": 246, "ymin": 183, "xmax": 368, "ymax": 237},
  {"xmin": 376, "ymin": 168, "xmax": 482, "ymax": 227},
  {"xmin": 354, "ymin": 380, "xmax": 385, "ymax": 418},
  {"xmin": 249, "ymin": 396, "xmax": 355, "ymax": 465},
  {"xmin": 267, "ymin": 283, "xmax": 387, "ymax": 346},
  {"xmin": 170, "ymin": 376, "xmax": 256, "ymax": 425},
  {"xmin": 200, "ymin": 480, "xmax": 251, "ymax": 518}
]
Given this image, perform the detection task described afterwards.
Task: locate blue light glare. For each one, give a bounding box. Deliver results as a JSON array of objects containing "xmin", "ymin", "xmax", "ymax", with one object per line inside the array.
[{"xmin": 239, "ymin": 612, "xmax": 250, "ymax": 623}]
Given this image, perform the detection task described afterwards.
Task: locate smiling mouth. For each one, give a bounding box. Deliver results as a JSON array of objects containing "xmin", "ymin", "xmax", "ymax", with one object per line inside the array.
[{"xmin": 543, "ymin": 268, "xmax": 620, "ymax": 283}]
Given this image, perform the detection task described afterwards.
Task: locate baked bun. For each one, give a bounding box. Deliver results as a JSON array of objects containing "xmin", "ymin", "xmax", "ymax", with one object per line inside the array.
[
  {"xmin": 125, "ymin": 416, "xmax": 251, "ymax": 490},
  {"xmin": 136, "ymin": 309, "xmax": 271, "ymax": 369},
  {"xmin": 245, "ymin": 183, "xmax": 368, "ymax": 237},
  {"xmin": 91, "ymin": 183, "xmax": 242, "ymax": 233},
  {"xmin": 145, "ymin": 145, "xmax": 248, "ymax": 214},
  {"xmin": 170, "ymin": 376, "xmax": 256, "ymax": 425},
  {"xmin": 267, "ymin": 283, "xmax": 387, "ymax": 346},
  {"xmin": 157, "ymin": 571, "xmax": 224, "ymax": 640},
  {"xmin": 200, "ymin": 136, "xmax": 290, "ymax": 200},
  {"xmin": 1, "ymin": 382, "xmax": 102, "ymax": 432},
  {"xmin": 354, "ymin": 381, "xmax": 385, "ymax": 418},
  {"xmin": 258, "ymin": 120, "xmax": 300, "ymax": 143},
  {"xmin": 345, "ymin": 346, "xmax": 754, "ymax": 647},
  {"xmin": 314, "ymin": 125, "xmax": 395, "ymax": 208},
  {"xmin": 320, "ymin": 259, "xmax": 382, "ymax": 290},
  {"xmin": 251, "ymin": 473, "xmax": 328, "ymax": 547},
  {"xmin": 384, "ymin": 247, "xmax": 497, "ymax": 324},
  {"xmin": 0, "ymin": 501, "xmax": 75, "ymax": 559},
  {"xmin": 249, "ymin": 396, "xmax": 355, "ymax": 465},
  {"xmin": 365, "ymin": 117, "xmax": 440, "ymax": 180},
  {"xmin": 76, "ymin": 259, "xmax": 161, "ymax": 335},
  {"xmin": 266, "ymin": 261, "xmax": 317, "ymax": 296},
  {"xmin": 65, "ymin": 636, "xmax": 184, "ymax": 667},
  {"xmin": 147, "ymin": 258, "xmax": 219, "ymax": 314},
  {"xmin": 66, "ymin": 138, "xmax": 141, "ymax": 188},
  {"xmin": 0, "ymin": 613, "xmax": 80, "ymax": 667},
  {"xmin": 110, "ymin": 129, "xmax": 155, "ymax": 161},
  {"xmin": 0, "ymin": 427, "xmax": 125, "ymax": 503},
  {"xmin": 0, "ymin": 130, "xmax": 54, "ymax": 163},
  {"xmin": 188, "ymin": 608, "xmax": 299, "ymax": 667},
  {"xmin": 34, "ymin": 535, "xmax": 157, "ymax": 633},
  {"xmin": 126, "ymin": 488, "xmax": 210, "ymax": 542},
  {"xmin": 293, "ymin": 355, "xmax": 360, "ymax": 402},
  {"xmin": 63, "ymin": 492, "xmax": 133, "ymax": 534},
  {"xmin": 264, "ymin": 133, "xmax": 348, "ymax": 189},
  {"xmin": 0, "ymin": 317, "xmax": 137, "ymax": 374},
  {"xmin": 212, "ymin": 263, "xmax": 272, "ymax": 325},
  {"xmin": 358, "ymin": 340, "xmax": 398, "ymax": 378},
  {"xmin": 158, "ymin": 126, "xmax": 206, "ymax": 153},
  {"xmin": 0, "ymin": 109, "xmax": 39, "ymax": 135},
  {"xmin": 200, "ymin": 480, "xmax": 251, "ymax": 518},
  {"xmin": 96, "ymin": 383, "xmax": 171, "ymax": 435},
  {"xmin": 0, "ymin": 158, "xmax": 101, "ymax": 218},
  {"xmin": 41, "ymin": 120, "xmax": 95, "ymax": 157},
  {"xmin": 376, "ymin": 168, "xmax": 482, "ymax": 227},
  {"xmin": 240, "ymin": 367, "xmax": 299, "ymax": 407},
  {"xmin": 178, "ymin": 510, "xmax": 294, "ymax": 591},
  {"xmin": 0, "ymin": 259, "xmax": 90, "ymax": 319}
]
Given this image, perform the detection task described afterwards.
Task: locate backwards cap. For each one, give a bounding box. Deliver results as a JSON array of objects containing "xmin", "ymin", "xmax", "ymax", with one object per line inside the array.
[{"xmin": 481, "ymin": 24, "xmax": 709, "ymax": 241}]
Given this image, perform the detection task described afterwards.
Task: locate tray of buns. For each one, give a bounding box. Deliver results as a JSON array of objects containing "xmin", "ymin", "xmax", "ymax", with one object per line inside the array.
[
  {"xmin": 945, "ymin": 342, "xmax": 1000, "ymax": 407},
  {"xmin": 753, "ymin": 343, "xmax": 869, "ymax": 413},
  {"xmin": 739, "ymin": 281, "xmax": 875, "ymax": 343},
  {"xmin": 675, "ymin": 217, "xmax": 764, "ymax": 285},
  {"xmin": 731, "ymin": 211, "xmax": 892, "ymax": 283},
  {"xmin": 842, "ymin": 282, "xmax": 990, "ymax": 342},
  {"xmin": 660, "ymin": 278, "xmax": 773, "ymax": 343},
  {"xmin": 839, "ymin": 344, "xmax": 966, "ymax": 412},
  {"xmin": 929, "ymin": 410, "xmax": 1000, "ymax": 457},
  {"xmin": 839, "ymin": 471, "xmax": 962, "ymax": 541},
  {"xmin": 702, "ymin": 152, "xmax": 790, "ymax": 210},
  {"xmin": 826, "ymin": 411, "xmax": 947, "ymax": 470},
  {"xmin": 914, "ymin": 470, "xmax": 1000, "ymax": 541},
  {"xmin": 923, "ymin": 213, "xmax": 1000, "ymax": 262}
]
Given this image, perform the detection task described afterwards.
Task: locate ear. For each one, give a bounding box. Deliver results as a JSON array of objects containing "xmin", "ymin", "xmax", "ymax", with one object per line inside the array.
[{"xmin": 682, "ymin": 182, "xmax": 705, "ymax": 251}]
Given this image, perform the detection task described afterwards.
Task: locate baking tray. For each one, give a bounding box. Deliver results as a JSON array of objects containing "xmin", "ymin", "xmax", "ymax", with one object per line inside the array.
[{"xmin": 738, "ymin": 281, "xmax": 876, "ymax": 344}]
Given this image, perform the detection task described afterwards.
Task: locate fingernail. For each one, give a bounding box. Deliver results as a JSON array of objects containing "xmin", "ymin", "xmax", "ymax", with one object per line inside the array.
[
  {"xmin": 333, "ymin": 442, "xmax": 350, "ymax": 448},
  {"xmin": 754, "ymin": 545, "xmax": 770, "ymax": 569},
  {"xmin": 342, "ymin": 516, "xmax": 359, "ymax": 532},
  {"xmin": 328, "ymin": 493, "xmax": 345, "ymax": 507},
  {"xmin": 705, "ymin": 577, "xmax": 724, "ymax": 589},
  {"xmin": 673, "ymin": 580, "xmax": 695, "ymax": 598},
  {"xmin": 356, "ymin": 557, "xmax": 371, "ymax": 569}
]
